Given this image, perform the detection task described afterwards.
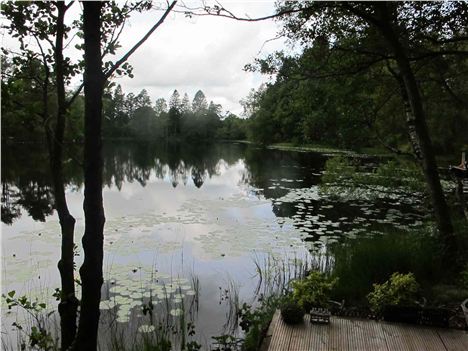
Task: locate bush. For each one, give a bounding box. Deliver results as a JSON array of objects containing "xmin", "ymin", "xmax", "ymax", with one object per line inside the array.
[
  {"xmin": 367, "ymin": 272, "xmax": 420, "ymax": 314},
  {"xmin": 279, "ymin": 295, "xmax": 304, "ymax": 325},
  {"xmin": 292, "ymin": 271, "xmax": 337, "ymax": 311}
]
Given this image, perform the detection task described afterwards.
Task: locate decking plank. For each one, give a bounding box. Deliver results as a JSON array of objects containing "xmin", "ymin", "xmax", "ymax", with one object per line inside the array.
[
  {"xmin": 347, "ymin": 318, "xmax": 369, "ymax": 350},
  {"xmin": 438, "ymin": 328, "xmax": 468, "ymax": 351},
  {"xmin": 266, "ymin": 311, "xmax": 467, "ymax": 351},
  {"xmin": 288, "ymin": 316, "xmax": 309, "ymax": 351},
  {"xmin": 368, "ymin": 321, "xmax": 389, "ymax": 351},
  {"xmin": 381, "ymin": 322, "xmax": 407, "ymax": 351},
  {"xmin": 411, "ymin": 325, "xmax": 447, "ymax": 351},
  {"xmin": 308, "ymin": 317, "xmax": 329, "ymax": 351},
  {"xmin": 328, "ymin": 316, "xmax": 348, "ymax": 351},
  {"xmin": 268, "ymin": 311, "xmax": 292, "ymax": 351}
]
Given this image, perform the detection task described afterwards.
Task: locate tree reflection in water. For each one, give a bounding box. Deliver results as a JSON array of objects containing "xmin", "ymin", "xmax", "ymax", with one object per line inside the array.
[{"xmin": 1, "ymin": 141, "xmax": 248, "ymax": 224}]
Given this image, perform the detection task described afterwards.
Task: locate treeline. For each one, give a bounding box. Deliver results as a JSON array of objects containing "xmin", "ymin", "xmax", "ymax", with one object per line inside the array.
[
  {"xmin": 101, "ymin": 86, "xmax": 247, "ymax": 141},
  {"xmin": 1, "ymin": 57, "xmax": 247, "ymax": 143},
  {"xmin": 243, "ymin": 38, "xmax": 468, "ymax": 154}
]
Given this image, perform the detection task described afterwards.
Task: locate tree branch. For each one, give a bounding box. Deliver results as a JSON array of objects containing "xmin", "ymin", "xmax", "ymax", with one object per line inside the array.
[
  {"xmin": 175, "ymin": 2, "xmax": 306, "ymax": 22},
  {"xmin": 104, "ymin": 0, "xmax": 178, "ymax": 80},
  {"xmin": 65, "ymin": 82, "xmax": 84, "ymax": 110}
]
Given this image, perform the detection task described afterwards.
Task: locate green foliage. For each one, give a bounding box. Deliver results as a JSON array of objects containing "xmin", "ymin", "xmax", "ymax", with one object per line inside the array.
[
  {"xmin": 321, "ymin": 156, "xmax": 357, "ymax": 186},
  {"xmin": 100, "ymin": 85, "xmax": 245, "ymax": 142},
  {"xmin": 367, "ymin": 273, "xmax": 420, "ymax": 314},
  {"xmin": 332, "ymin": 228, "xmax": 442, "ymax": 304},
  {"xmin": 2, "ymin": 291, "xmax": 57, "ymax": 351},
  {"xmin": 320, "ymin": 156, "xmax": 426, "ymax": 198},
  {"xmin": 243, "ymin": 2, "xmax": 468, "ymax": 154},
  {"xmin": 291, "ymin": 271, "xmax": 337, "ymax": 310},
  {"xmin": 238, "ymin": 296, "xmax": 280, "ymax": 351}
]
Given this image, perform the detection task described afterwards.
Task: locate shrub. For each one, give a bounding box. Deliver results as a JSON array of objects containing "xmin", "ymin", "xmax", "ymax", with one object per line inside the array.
[
  {"xmin": 367, "ymin": 272, "xmax": 420, "ymax": 314},
  {"xmin": 292, "ymin": 271, "xmax": 337, "ymax": 310}
]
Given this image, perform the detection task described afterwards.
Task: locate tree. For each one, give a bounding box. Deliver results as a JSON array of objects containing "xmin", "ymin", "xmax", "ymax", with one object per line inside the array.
[
  {"xmin": 74, "ymin": 2, "xmax": 178, "ymax": 348},
  {"xmin": 154, "ymin": 97, "xmax": 168, "ymax": 115},
  {"xmin": 169, "ymin": 88, "xmax": 182, "ymax": 110},
  {"xmin": 192, "ymin": 89, "xmax": 208, "ymax": 113},
  {"xmin": 181, "ymin": 92, "xmax": 191, "ymax": 114},
  {"xmin": 2, "ymin": 2, "xmax": 82, "ymax": 346},
  {"xmin": 191, "ymin": 1, "xmax": 467, "ymax": 251},
  {"xmin": 135, "ymin": 88, "xmax": 152, "ymax": 109},
  {"xmin": 168, "ymin": 89, "xmax": 182, "ymax": 137},
  {"xmin": 273, "ymin": 1, "xmax": 468, "ymax": 254}
]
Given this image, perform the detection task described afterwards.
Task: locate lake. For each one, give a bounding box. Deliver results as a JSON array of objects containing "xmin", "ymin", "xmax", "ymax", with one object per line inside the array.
[{"xmin": 1, "ymin": 141, "xmax": 425, "ymax": 348}]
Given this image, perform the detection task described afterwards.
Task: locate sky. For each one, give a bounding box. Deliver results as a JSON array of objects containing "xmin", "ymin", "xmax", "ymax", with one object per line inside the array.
[
  {"xmin": 113, "ymin": 1, "xmax": 286, "ymax": 115},
  {"xmin": 1, "ymin": 1, "xmax": 289, "ymax": 115}
]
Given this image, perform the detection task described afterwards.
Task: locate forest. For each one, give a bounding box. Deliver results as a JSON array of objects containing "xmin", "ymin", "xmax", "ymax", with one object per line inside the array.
[{"xmin": 1, "ymin": 1, "xmax": 468, "ymax": 351}]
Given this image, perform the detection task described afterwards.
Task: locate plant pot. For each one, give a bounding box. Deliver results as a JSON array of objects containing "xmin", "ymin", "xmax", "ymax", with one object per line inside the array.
[
  {"xmin": 382, "ymin": 305, "xmax": 422, "ymax": 324},
  {"xmin": 281, "ymin": 303, "xmax": 305, "ymax": 325}
]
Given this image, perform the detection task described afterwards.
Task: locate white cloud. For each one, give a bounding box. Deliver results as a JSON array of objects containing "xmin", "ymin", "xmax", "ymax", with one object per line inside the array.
[
  {"xmin": 112, "ymin": 1, "xmax": 285, "ymax": 114},
  {"xmin": 2, "ymin": 1, "xmax": 286, "ymax": 115}
]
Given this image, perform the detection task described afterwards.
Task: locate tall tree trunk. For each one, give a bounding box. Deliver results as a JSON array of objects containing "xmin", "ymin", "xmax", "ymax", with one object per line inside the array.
[
  {"xmin": 388, "ymin": 68, "xmax": 423, "ymax": 161},
  {"xmin": 375, "ymin": 3, "xmax": 455, "ymax": 253},
  {"xmin": 52, "ymin": 2, "xmax": 78, "ymax": 349},
  {"xmin": 73, "ymin": 2, "xmax": 105, "ymax": 350}
]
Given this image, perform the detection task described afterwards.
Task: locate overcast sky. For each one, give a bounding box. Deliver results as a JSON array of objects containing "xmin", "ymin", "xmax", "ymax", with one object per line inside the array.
[
  {"xmin": 114, "ymin": 1, "xmax": 286, "ymax": 115},
  {"xmin": 1, "ymin": 1, "xmax": 288, "ymax": 116}
]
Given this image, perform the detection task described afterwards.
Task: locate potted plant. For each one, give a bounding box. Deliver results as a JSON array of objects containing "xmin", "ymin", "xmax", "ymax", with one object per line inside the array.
[
  {"xmin": 367, "ymin": 272, "xmax": 422, "ymax": 323},
  {"xmin": 291, "ymin": 271, "xmax": 338, "ymax": 312},
  {"xmin": 280, "ymin": 295, "xmax": 304, "ymax": 325}
]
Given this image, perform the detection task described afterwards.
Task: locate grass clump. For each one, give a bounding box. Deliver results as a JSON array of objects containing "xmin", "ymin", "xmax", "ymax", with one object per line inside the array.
[{"xmin": 331, "ymin": 227, "xmax": 442, "ymax": 305}]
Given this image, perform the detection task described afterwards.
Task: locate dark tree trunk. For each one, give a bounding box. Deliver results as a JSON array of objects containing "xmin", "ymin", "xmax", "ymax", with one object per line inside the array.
[
  {"xmin": 52, "ymin": 2, "xmax": 78, "ymax": 349},
  {"xmin": 375, "ymin": 3, "xmax": 455, "ymax": 253},
  {"xmin": 73, "ymin": 2, "xmax": 105, "ymax": 350}
]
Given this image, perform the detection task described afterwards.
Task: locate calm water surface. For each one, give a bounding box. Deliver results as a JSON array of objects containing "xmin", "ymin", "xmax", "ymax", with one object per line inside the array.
[{"xmin": 1, "ymin": 141, "xmax": 424, "ymax": 347}]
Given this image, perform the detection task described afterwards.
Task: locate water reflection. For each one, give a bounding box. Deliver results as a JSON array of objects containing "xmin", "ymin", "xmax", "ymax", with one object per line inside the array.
[
  {"xmin": 2, "ymin": 141, "xmax": 429, "ymax": 347},
  {"xmin": 2, "ymin": 142, "xmax": 423, "ymax": 241},
  {"xmin": 2, "ymin": 142, "xmax": 251, "ymax": 224}
]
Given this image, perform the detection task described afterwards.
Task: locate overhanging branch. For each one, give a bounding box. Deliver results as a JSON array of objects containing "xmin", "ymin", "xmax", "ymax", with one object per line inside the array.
[{"xmin": 104, "ymin": 0, "xmax": 178, "ymax": 80}]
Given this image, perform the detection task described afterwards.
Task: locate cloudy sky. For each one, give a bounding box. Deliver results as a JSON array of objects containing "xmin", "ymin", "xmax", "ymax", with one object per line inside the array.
[
  {"xmin": 113, "ymin": 1, "xmax": 286, "ymax": 115},
  {"xmin": 2, "ymin": 1, "xmax": 289, "ymax": 115}
]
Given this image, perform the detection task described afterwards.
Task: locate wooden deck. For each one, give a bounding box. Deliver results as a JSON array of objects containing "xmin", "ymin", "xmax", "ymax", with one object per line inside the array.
[{"xmin": 266, "ymin": 311, "xmax": 468, "ymax": 351}]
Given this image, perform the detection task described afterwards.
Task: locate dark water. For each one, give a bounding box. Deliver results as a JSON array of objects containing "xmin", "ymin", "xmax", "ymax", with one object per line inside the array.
[{"xmin": 1, "ymin": 141, "xmax": 424, "ymax": 347}]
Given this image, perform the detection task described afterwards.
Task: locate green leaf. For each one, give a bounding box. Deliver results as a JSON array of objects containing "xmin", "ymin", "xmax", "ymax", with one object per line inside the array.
[{"xmin": 8, "ymin": 290, "xmax": 15, "ymax": 298}]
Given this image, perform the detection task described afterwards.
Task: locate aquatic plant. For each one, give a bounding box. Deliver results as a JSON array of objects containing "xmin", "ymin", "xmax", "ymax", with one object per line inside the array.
[
  {"xmin": 320, "ymin": 156, "xmax": 427, "ymax": 199},
  {"xmin": 238, "ymin": 295, "xmax": 279, "ymax": 351},
  {"xmin": 2, "ymin": 291, "xmax": 57, "ymax": 351}
]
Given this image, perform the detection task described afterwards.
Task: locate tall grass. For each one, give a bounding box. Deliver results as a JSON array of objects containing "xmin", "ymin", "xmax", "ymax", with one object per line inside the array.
[
  {"xmin": 251, "ymin": 250, "xmax": 329, "ymax": 299},
  {"xmin": 331, "ymin": 226, "xmax": 444, "ymax": 305}
]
